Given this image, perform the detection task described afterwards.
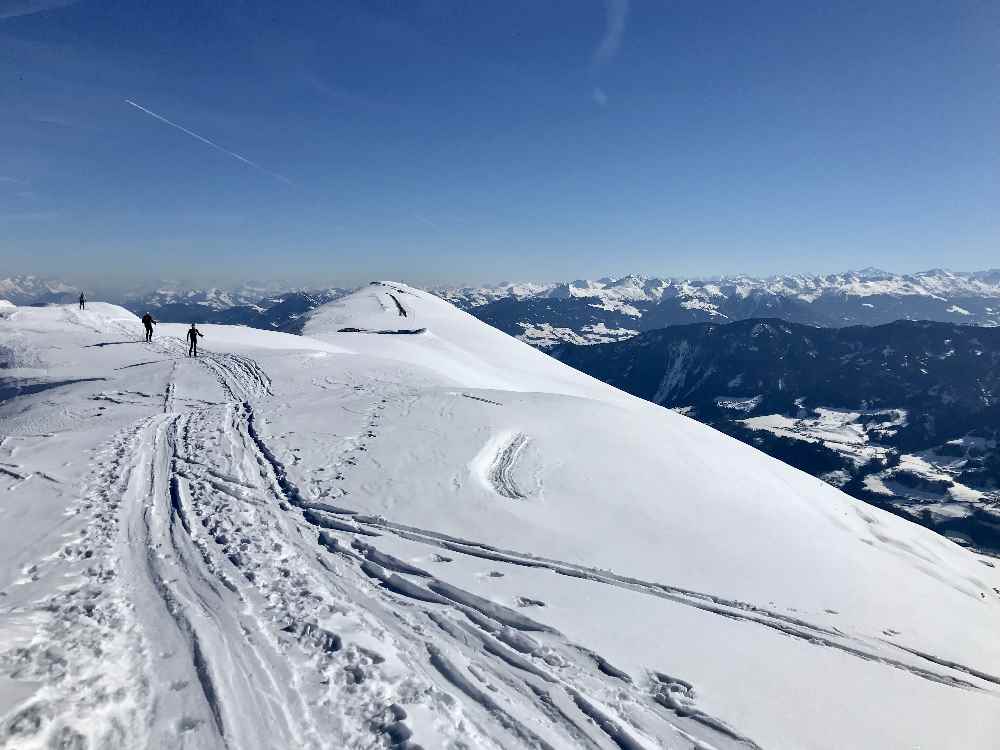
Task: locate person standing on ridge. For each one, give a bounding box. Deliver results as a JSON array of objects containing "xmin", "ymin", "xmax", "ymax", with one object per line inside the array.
[
  {"xmin": 78, "ymin": 292, "xmax": 85, "ymax": 310},
  {"xmin": 141, "ymin": 312, "xmax": 157, "ymax": 342},
  {"xmin": 187, "ymin": 323, "xmax": 203, "ymax": 357}
]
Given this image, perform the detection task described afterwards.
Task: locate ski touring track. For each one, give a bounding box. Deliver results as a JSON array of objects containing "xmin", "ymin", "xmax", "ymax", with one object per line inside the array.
[
  {"xmin": 0, "ymin": 340, "xmax": 439, "ymax": 749},
  {"xmin": 4, "ymin": 324, "xmax": 1000, "ymax": 749},
  {"xmin": 242, "ymin": 394, "xmax": 771, "ymax": 750}
]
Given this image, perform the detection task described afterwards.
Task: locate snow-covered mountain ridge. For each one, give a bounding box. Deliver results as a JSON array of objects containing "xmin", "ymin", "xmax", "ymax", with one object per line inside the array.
[
  {"xmin": 1, "ymin": 288, "xmax": 998, "ymax": 748},
  {"xmin": 438, "ymin": 268, "xmax": 1000, "ymax": 310},
  {"xmin": 441, "ymin": 268, "xmax": 1000, "ymax": 348},
  {"xmin": 0, "ymin": 275, "xmax": 75, "ymax": 305}
]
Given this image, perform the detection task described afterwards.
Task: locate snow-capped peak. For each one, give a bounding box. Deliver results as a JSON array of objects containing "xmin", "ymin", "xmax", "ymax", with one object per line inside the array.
[{"xmin": 436, "ymin": 267, "xmax": 1000, "ymax": 311}]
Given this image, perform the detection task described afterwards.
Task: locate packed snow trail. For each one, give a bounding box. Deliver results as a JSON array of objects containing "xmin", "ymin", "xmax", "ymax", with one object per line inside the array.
[
  {"xmin": 0, "ymin": 417, "xmax": 154, "ymax": 749},
  {"xmin": 0, "ymin": 318, "xmax": 411, "ymax": 748},
  {"xmin": 2, "ymin": 298, "xmax": 1000, "ymax": 749}
]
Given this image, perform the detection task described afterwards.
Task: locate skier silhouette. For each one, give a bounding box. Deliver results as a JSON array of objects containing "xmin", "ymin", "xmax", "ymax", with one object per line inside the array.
[
  {"xmin": 141, "ymin": 313, "xmax": 157, "ymax": 342},
  {"xmin": 187, "ymin": 323, "xmax": 203, "ymax": 357},
  {"xmin": 78, "ymin": 293, "xmax": 85, "ymax": 310}
]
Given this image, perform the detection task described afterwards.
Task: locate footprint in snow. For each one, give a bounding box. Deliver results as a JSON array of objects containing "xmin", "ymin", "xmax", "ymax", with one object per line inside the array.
[
  {"xmin": 516, "ymin": 596, "xmax": 546, "ymax": 608},
  {"xmin": 345, "ymin": 665, "xmax": 365, "ymax": 684},
  {"xmin": 177, "ymin": 717, "xmax": 205, "ymax": 734}
]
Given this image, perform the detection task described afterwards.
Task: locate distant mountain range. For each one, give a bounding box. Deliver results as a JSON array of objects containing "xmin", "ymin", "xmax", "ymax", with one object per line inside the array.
[
  {"xmin": 0, "ymin": 276, "xmax": 348, "ymax": 333},
  {"xmin": 439, "ymin": 268, "xmax": 1000, "ymax": 347},
  {"xmin": 0, "ymin": 275, "xmax": 76, "ymax": 305},
  {"xmin": 121, "ymin": 289, "xmax": 349, "ymax": 333},
  {"xmin": 553, "ymin": 318, "xmax": 1000, "ymax": 555},
  {"xmin": 5, "ymin": 268, "xmax": 1000, "ymax": 341}
]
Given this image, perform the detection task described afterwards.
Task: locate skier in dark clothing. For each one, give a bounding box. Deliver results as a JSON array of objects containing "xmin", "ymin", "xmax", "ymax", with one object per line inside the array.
[
  {"xmin": 141, "ymin": 313, "xmax": 157, "ymax": 342},
  {"xmin": 78, "ymin": 293, "xmax": 85, "ymax": 310},
  {"xmin": 187, "ymin": 324, "xmax": 203, "ymax": 357}
]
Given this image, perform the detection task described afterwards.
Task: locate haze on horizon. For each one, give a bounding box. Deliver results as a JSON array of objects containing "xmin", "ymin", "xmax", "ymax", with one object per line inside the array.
[{"xmin": 2, "ymin": 1, "xmax": 999, "ymax": 285}]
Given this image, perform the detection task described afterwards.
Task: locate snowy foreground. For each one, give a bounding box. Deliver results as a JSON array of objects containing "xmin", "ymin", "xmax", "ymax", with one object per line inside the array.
[{"xmin": 1, "ymin": 285, "xmax": 999, "ymax": 750}]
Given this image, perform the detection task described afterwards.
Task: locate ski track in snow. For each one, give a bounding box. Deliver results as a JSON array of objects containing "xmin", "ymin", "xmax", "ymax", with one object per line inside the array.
[
  {"xmin": 388, "ymin": 295, "xmax": 408, "ymax": 318},
  {"xmin": 307, "ymin": 504, "xmax": 1000, "ymax": 693},
  {"xmin": 239, "ymin": 384, "xmax": 1000, "ymax": 747},
  {"xmin": 461, "ymin": 393, "xmax": 503, "ymax": 407},
  {"xmin": 487, "ymin": 433, "xmax": 529, "ymax": 500},
  {"xmin": 3, "ymin": 310, "xmax": 999, "ymax": 749},
  {"xmin": 0, "ymin": 347, "xmax": 450, "ymax": 749},
  {"xmin": 249, "ymin": 400, "xmax": 771, "ymax": 750}
]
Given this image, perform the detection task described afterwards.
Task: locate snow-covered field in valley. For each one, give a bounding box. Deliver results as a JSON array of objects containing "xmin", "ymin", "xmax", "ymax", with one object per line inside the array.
[{"xmin": 1, "ymin": 284, "xmax": 999, "ymax": 749}]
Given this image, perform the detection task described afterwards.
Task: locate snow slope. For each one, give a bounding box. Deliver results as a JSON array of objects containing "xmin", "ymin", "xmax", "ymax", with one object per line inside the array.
[{"xmin": 1, "ymin": 291, "xmax": 998, "ymax": 749}]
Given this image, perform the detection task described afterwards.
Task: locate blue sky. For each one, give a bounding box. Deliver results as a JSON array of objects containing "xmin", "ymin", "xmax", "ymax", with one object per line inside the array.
[{"xmin": 1, "ymin": 0, "xmax": 999, "ymax": 287}]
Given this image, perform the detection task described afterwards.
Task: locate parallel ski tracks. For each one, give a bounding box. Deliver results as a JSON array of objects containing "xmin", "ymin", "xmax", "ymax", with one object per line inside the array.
[{"xmin": 239, "ymin": 397, "xmax": 769, "ymax": 749}]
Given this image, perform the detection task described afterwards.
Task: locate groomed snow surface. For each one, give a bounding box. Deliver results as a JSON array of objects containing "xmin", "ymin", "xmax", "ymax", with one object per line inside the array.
[{"xmin": 1, "ymin": 285, "xmax": 999, "ymax": 750}]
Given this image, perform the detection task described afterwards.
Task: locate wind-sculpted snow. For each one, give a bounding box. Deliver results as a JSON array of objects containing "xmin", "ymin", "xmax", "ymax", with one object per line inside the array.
[{"xmin": 1, "ymin": 296, "xmax": 999, "ymax": 749}]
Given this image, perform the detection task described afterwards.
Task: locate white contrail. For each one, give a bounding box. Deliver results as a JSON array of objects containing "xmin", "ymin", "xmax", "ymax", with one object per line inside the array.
[
  {"xmin": 413, "ymin": 212, "xmax": 439, "ymax": 230},
  {"xmin": 593, "ymin": 0, "xmax": 629, "ymax": 68},
  {"xmin": 124, "ymin": 99, "xmax": 293, "ymax": 185}
]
